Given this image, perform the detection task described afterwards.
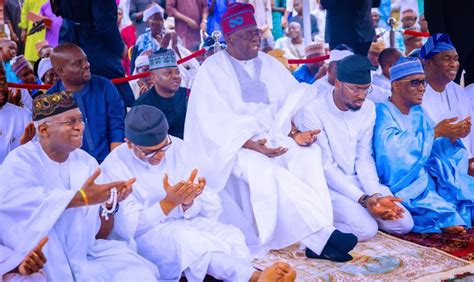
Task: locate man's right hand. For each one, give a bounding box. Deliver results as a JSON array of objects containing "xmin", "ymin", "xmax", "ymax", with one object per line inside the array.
[
  {"xmin": 434, "ymin": 117, "xmax": 470, "ymax": 141},
  {"xmin": 243, "ymin": 138, "xmax": 288, "ymax": 157},
  {"xmin": 68, "ymin": 169, "xmax": 133, "ymax": 208}
]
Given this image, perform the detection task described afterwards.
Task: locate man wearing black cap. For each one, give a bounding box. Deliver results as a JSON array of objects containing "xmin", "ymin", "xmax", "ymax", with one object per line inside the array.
[
  {"xmin": 0, "ymin": 92, "xmax": 158, "ymax": 280},
  {"xmin": 296, "ymin": 54, "xmax": 414, "ymax": 241},
  {"xmin": 100, "ymin": 105, "xmax": 297, "ymax": 281}
]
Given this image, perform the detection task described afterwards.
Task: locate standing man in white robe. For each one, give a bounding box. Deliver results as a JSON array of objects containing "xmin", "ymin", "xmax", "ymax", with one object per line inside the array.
[
  {"xmin": 101, "ymin": 105, "xmax": 297, "ymax": 282},
  {"xmin": 421, "ymin": 33, "xmax": 473, "ymax": 162},
  {"xmin": 0, "ymin": 64, "xmax": 32, "ymax": 165},
  {"xmin": 0, "ymin": 91, "xmax": 159, "ymax": 281},
  {"xmin": 185, "ymin": 2, "xmax": 358, "ymax": 262},
  {"xmin": 296, "ymin": 54, "xmax": 414, "ymax": 241}
]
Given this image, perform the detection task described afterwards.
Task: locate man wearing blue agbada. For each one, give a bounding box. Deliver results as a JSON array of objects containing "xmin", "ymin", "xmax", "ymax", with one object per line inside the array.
[{"xmin": 373, "ymin": 57, "xmax": 474, "ymax": 234}]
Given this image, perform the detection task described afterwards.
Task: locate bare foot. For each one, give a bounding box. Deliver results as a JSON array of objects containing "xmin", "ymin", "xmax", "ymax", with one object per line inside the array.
[
  {"xmin": 256, "ymin": 262, "xmax": 296, "ymax": 282},
  {"xmin": 442, "ymin": 226, "xmax": 467, "ymax": 234}
]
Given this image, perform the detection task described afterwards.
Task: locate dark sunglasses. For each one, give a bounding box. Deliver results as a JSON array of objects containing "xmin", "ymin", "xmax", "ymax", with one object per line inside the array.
[{"xmin": 397, "ymin": 79, "xmax": 427, "ymax": 88}]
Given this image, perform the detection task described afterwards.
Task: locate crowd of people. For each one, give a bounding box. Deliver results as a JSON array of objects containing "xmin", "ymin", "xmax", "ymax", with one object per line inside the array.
[{"xmin": 1, "ymin": 0, "xmax": 474, "ymax": 281}]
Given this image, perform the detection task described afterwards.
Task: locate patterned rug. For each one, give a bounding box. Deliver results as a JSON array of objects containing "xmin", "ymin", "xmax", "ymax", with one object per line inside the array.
[
  {"xmin": 253, "ymin": 232, "xmax": 474, "ymax": 281},
  {"xmin": 390, "ymin": 229, "xmax": 474, "ymax": 262}
]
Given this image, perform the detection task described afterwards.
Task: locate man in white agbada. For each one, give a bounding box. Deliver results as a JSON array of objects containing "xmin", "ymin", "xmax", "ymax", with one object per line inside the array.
[
  {"xmin": 0, "ymin": 92, "xmax": 159, "ymax": 281},
  {"xmin": 420, "ymin": 34, "xmax": 473, "ymax": 160},
  {"xmin": 185, "ymin": 2, "xmax": 358, "ymax": 262},
  {"xmin": 101, "ymin": 105, "xmax": 297, "ymax": 281},
  {"xmin": 296, "ymin": 54, "xmax": 414, "ymax": 241},
  {"xmin": 0, "ymin": 65, "xmax": 32, "ymax": 165}
]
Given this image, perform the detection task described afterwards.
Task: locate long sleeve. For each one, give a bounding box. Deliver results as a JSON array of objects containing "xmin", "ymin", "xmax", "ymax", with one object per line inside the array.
[
  {"xmin": 354, "ymin": 108, "xmax": 392, "ymax": 196},
  {"xmin": 104, "ymin": 80, "xmax": 126, "ymax": 144},
  {"xmin": 93, "ymin": 0, "xmax": 125, "ymax": 56},
  {"xmin": 300, "ymin": 106, "xmax": 365, "ymax": 202}
]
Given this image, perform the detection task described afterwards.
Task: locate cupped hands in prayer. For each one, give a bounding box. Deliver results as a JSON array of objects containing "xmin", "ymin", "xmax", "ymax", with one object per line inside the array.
[
  {"xmin": 161, "ymin": 169, "xmax": 205, "ymax": 214},
  {"xmin": 366, "ymin": 195, "xmax": 405, "ymax": 220},
  {"xmin": 434, "ymin": 116, "xmax": 471, "ymax": 142},
  {"xmin": 243, "ymin": 138, "xmax": 288, "ymax": 157},
  {"xmin": 293, "ymin": 130, "xmax": 320, "ymax": 147}
]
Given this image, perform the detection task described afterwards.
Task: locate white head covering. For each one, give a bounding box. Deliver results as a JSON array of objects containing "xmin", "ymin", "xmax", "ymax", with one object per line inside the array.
[
  {"xmin": 143, "ymin": 4, "xmax": 164, "ymax": 22},
  {"xmin": 132, "ymin": 55, "xmax": 150, "ymax": 75},
  {"xmin": 38, "ymin": 58, "xmax": 53, "ymax": 83},
  {"xmin": 328, "ymin": 50, "xmax": 354, "ymax": 63}
]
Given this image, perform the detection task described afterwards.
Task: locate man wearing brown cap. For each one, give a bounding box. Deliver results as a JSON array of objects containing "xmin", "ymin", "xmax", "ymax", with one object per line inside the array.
[
  {"xmin": 293, "ymin": 43, "xmax": 327, "ymax": 84},
  {"xmin": 0, "ymin": 91, "xmax": 159, "ymax": 280}
]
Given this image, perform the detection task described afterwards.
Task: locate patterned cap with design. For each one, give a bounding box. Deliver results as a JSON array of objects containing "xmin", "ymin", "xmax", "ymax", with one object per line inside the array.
[
  {"xmin": 148, "ymin": 49, "xmax": 177, "ymax": 70},
  {"xmin": 33, "ymin": 91, "xmax": 78, "ymax": 121}
]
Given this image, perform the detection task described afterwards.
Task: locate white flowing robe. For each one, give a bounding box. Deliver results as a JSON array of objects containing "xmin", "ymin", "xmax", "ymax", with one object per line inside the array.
[
  {"xmin": 0, "ymin": 103, "xmax": 30, "ymax": 165},
  {"xmin": 422, "ymin": 82, "xmax": 474, "ymax": 156},
  {"xmin": 184, "ymin": 50, "xmax": 334, "ymax": 256},
  {"xmin": 100, "ymin": 140, "xmax": 251, "ymax": 280},
  {"xmin": 0, "ymin": 142, "xmax": 158, "ymax": 281}
]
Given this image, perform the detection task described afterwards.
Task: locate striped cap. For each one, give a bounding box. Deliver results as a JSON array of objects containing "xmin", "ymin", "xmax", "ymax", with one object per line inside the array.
[
  {"xmin": 11, "ymin": 55, "xmax": 31, "ymax": 74},
  {"xmin": 389, "ymin": 57, "xmax": 424, "ymax": 82}
]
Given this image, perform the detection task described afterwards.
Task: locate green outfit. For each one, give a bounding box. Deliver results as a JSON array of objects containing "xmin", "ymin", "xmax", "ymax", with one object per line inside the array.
[
  {"xmin": 271, "ymin": 0, "xmax": 286, "ymax": 40},
  {"xmin": 19, "ymin": 0, "xmax": 47, "ymax": 62}
]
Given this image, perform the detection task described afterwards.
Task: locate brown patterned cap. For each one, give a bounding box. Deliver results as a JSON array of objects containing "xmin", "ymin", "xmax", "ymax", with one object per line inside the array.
[{"xmin": 33, "ymin": 91, "xmax": 78, "ymax": 121}]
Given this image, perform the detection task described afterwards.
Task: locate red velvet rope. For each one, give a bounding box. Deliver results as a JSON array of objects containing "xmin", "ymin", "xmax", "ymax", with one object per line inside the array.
[
  {"xmin": 403, "ymin": 30, "xmax": 430, "ymax": 38},
  {"xmin": 288, "ymin": 55, "xmax": 329, "ymax": 65},
  {"xmin": 6, "ymin": 48, "xmax": 206, "ymax": 90}
]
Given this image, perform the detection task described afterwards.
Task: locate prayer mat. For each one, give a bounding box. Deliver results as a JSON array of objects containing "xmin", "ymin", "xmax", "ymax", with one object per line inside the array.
[
  {"xmin": 252, "ymin": 232, "xmax": 474, "ymax": 281},
  {"xmin": 389, "ymin": 229, "xmax": 474, "ymax": 262}
]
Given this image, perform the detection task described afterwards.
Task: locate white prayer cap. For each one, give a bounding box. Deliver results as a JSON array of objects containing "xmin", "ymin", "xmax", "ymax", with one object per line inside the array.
[
  {"xmin": 143, "ymin": 4, "xmax": 164, "ymax": 22},
  {"xmin": 371, "ymin": 8, "xmax": 381, "ymax": 16},
  {"xmin": 132, "ymin": 55, "xmax": 150, "ymax": 75},
  {"xmin": 38, "ymin": 58, "xmax": 53, "ymax": 83},
  {"xmin": 328, "ymin": 50, "xmax": 354, "ymax": 63}
]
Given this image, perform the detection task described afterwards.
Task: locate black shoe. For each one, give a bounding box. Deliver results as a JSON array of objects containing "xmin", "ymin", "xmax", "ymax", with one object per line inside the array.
[
  {"xmin": 327, "ymin": 230, "xmax": 358, "ymax": 253},
  {"xmin": 305, "ymin": 245, "xmax": 353, "ymax": 262}
]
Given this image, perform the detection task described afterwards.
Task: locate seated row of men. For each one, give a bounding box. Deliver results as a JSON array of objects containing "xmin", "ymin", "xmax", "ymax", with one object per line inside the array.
[{"xmin": 1, "ymin": 2, "xmax": 473, "ymax": 281}]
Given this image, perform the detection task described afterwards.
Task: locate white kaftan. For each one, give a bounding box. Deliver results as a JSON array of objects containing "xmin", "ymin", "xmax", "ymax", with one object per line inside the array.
[
  {"xmin": 0, "ymin": 142, "xmax": 158, "ymax": 281},
  {"xmin": 297, "ymin": 93, "xmax": 414, "ymax": 240},
  {"xmin": 422, "ymin": 82, "xmax": 474, "ymax": 156},
  {"xmin": 184, "ymin": 50, "xmax": 335, "ymax": 257},
  {"xmin": 100, "ymin": 140, "xmax": 254, "ymax": 281},
  {"xmin": 0, "ymin": 103, "xmax": 30, "ymax": 164}
]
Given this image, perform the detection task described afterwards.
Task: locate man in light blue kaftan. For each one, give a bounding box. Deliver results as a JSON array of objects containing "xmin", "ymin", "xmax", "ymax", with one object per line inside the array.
[{"xmin": 373, "ymin": 57, "xmax": 474, "ymax": 234}]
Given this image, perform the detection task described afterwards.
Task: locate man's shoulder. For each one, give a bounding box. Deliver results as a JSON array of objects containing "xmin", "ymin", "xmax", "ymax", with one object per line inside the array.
[
  {"xmin": 71, "ymin": 148, "xmax": 99, "ymax": 166},
  {"xmin": 134, "ymin": 87, "xmax": 156, "ymax": 105},
  {"xmin": 2, "ymin": 102, "xmax": 30, "ymax": 117}
]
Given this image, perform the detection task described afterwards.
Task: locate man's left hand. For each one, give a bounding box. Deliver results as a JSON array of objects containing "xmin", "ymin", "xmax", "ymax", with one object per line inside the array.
[{"xmin": 367, "ymin": 195, "xmax": 404, "ymax": 220}]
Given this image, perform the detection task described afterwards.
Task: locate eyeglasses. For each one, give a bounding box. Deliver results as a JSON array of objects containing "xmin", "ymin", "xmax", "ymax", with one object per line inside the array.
[
  {"xmin": 342, "ymin": 83, "xmax": 373, "ymax": 95},
  {"xmin": 135, "ymin": 136, "xmax": 172, "ymax": 160},
  {"xmin": 233, "ymin": 29, "xmax": 262, "ymax": 41},
  {"xmin": 397, "ymin": 79, "xmax": 427, "ymax": 88},
  {"xmin": 45, "ymin": 116, "xmax": 84, "ymax": 127}
]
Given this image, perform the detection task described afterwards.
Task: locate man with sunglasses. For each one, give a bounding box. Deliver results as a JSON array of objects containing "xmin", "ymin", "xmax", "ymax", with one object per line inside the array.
[
  {"xmin": 420, "ymin": 34, "xmax": 473, "ymax": 169},
  {"xmin": 100, "ymin": 105, "xmax": 296, "ymax": 281},
  {"xmin": 0, "ymin": 92, "xmax": 159, "ymax": 280},
  {"xmin": 374, "ymin": 57, "xmax": 474, "ymax": 234},
  {"xmin": 296, "ymin": 54, "xmax": 414, "ymax": 241},
  {"xmin": 186, "ymin": 2, "xmax": 358, "ymax": 262}
]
